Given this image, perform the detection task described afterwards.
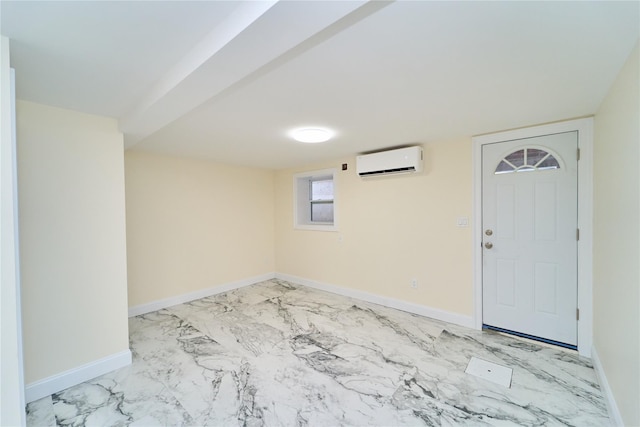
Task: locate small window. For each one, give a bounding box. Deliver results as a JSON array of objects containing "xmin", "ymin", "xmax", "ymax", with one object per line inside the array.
[
  {"xmin": 294, "ymin": 169, "xmax": 337, "ymax": 230},
  {"xmin": 310, "ymin": 179, "xmax": 334, "ymax": 222},
  {"xmin": 495, "ymin": 148, "xmax": 560, "ymax": 175}
]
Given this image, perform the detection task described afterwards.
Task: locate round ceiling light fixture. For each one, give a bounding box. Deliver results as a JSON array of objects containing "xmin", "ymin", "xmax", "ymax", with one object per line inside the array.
[{"xmin": 290, "ymin": 127, "xmax": 334, "ymax": 143}]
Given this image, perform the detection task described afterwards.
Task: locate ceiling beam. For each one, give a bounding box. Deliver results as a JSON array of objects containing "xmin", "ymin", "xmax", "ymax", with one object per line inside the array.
[{"xmin": 120, "ymin": 0, "xmax": 390, "ymax": 149}]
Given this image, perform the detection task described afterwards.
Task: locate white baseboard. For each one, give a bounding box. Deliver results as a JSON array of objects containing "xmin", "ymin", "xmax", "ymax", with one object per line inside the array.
[
  {"xmin": 128, "ymin": 272, "xmax": 276, "ymax": 317},
  {"xmin": 129, "ymin": 271, "xmax": 474, "ymax": 328},
  {"xmin": 25, "ymin": 349, "xmax": 132, "ymax": 404},
  {"xmin": 591, "ymin": 345, "xmax": 623, "ymax": 426},
  {"xmin": 276, "ymin": 273, "xmax": 475, "ymax": 329}
]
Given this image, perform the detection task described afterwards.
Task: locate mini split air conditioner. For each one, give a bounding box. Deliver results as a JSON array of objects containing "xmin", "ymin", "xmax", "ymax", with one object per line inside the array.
[{"xmin": 356, "ymin": 146, "xmax": 423, "ymax": 177}]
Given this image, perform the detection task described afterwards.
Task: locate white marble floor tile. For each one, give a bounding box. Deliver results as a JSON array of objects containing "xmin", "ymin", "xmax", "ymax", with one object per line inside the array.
[
  {"xmin": 51, "ymin": 361, "xmax": 194, "ymax": 426},
  {"xmin": 26, "ymin": 279, "xmax": 610, "ymax": 426},
  {"xmin": 26, "ymin": 395, "xmax": 56, "ymax": 427}
]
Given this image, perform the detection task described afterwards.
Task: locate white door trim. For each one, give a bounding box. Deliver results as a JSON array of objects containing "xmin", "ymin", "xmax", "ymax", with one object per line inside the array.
[{"xmin": 472, "ymin": 118, "xmax": 593, "ymax": 357}]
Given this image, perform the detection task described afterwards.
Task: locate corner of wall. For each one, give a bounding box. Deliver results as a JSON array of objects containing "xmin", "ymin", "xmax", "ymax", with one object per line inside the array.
[{"xmin": 590, "ymin": 345, "xmax": 624, "ymax": 426}]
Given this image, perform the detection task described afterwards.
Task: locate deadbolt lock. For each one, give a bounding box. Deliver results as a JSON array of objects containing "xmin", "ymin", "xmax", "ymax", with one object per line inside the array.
[{"xmin": 485, "ymin": 229, "xmax": 493, "ymax": 236}]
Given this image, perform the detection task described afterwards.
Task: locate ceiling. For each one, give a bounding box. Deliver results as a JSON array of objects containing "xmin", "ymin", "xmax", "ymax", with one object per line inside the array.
[{"xmin": 2, "ymin": 1, "xmax": 638, "ymax": 169}]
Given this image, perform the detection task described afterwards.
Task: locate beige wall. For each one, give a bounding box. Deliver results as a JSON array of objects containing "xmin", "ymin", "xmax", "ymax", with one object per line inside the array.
[
  {"xmin": 275, "ymin": 139, "xmax": 473, "ymax": 316},
  {"xmin": 17, "ymin": 101, "xmax": 130, "ymax": 383},
  {"xmin": 593, "ymin": 41, "xmax": 639, "ymax": 426},
  {"xmin": 124, "ymin": 150, "xmax": 275, "ymax": 307}
]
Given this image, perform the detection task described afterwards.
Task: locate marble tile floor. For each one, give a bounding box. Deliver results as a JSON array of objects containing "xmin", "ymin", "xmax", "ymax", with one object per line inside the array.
[{"xmin": 27, "ymin": 279, "xmax": 609, "ymax": 426}]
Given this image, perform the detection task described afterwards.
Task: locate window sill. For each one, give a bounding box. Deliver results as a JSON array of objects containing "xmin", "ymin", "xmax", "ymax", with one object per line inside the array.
[{"xmin": 294, "ymin": 224, "xmax": 338, "ymax": 232}]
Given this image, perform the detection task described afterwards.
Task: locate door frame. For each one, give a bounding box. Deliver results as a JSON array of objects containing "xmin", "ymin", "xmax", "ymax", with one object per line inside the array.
[{"xmin": 472, "ymin": 118, "xmax": 593, "ymax": 357}]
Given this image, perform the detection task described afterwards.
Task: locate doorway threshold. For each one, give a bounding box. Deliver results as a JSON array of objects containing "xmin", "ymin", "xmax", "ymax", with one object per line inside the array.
[{"xmin": 482, "ymin": 324, "xmax": 577, "ymax": 351}]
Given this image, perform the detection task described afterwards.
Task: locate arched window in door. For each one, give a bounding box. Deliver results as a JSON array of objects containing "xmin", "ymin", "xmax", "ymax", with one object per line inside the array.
[{"xmin": 495, "ymin": 148, "xmax": 560, "ymax": 174}]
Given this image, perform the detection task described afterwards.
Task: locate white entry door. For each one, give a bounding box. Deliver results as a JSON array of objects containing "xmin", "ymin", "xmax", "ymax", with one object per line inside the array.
[{"xmin": 482, "ymin": 131, "xmax": 578, "ymax": 346}]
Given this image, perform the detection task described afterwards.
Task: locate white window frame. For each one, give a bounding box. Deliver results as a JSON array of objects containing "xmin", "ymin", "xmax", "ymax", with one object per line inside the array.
[{"xmin": 293, "ymin": 168, "xmax": 338, "ymax": 231}]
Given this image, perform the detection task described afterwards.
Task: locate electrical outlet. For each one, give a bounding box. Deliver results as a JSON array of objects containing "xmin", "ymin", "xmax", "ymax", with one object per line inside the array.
[{"xmin": 411, "ymin": 279, "xmax": 418, "ymax": 289}]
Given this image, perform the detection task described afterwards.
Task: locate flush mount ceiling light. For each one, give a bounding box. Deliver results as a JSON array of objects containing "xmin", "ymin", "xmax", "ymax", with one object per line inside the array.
[{"xmin": 290, "ymin": 127, "xmax": 334, "ymax": 143}]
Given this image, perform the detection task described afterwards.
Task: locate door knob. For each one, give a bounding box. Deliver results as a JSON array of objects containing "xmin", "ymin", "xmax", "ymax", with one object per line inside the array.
[{"xmin": 484, "ymin": 242, "xmax": 493, "ymax": 249}]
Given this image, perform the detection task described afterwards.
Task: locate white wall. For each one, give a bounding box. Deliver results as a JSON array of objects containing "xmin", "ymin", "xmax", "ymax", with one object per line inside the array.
[
  {"xmin": 593, "ymin": 41, "xmax": 639, "ymax": 426},
  {"xmin": 275, "ymin": 139, "xmax": 473, "ymax": 318},
  {"xmin": 17, "ymin": 101, "xmax": 130, "ymax": 386},
  {"xmin": 0, "ymin": 35, "xmax": 26, "ymax": 426},
  {"xmin": 125, "ymin": 150, "xmax": 275, "ymax": 308}
]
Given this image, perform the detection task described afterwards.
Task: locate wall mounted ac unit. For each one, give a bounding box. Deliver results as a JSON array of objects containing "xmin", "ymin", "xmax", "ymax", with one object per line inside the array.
[{"xmin": 356, "ymin": 146, "xmax": 423, "ymax": 177}]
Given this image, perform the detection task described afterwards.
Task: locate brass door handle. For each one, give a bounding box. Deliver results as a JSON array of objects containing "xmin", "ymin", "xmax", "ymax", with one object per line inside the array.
[{"xmin": 484, "ymin": 242, "xmax": 493, "ymax": 249}]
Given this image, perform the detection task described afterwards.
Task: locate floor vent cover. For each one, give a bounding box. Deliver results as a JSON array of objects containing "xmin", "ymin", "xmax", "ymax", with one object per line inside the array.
[{"xmin": 465, "ymin": 357, "xmax": 513, "ymax": 388}]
